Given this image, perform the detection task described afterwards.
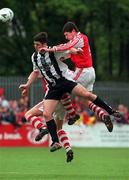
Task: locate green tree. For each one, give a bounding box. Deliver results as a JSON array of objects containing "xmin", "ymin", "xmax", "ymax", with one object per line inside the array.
[{"xmin": 0, "ymin": 0, "xmax": 129, "ymax": 81}]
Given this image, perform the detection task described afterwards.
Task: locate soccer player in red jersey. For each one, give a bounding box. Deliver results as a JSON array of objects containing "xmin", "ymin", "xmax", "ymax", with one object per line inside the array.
[
  {"xmin": 42, "ymin": 22, "xmax": 114, "ymax": 129},
  {"xmin": 39, "ymin": 22, "xmax": 124, "ymax": 148}
]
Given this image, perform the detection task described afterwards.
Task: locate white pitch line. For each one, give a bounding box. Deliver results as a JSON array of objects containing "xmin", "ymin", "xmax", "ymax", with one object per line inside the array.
[{"xmin": 0, "ymin": 172, "xmax": 44, "ymax": 175}]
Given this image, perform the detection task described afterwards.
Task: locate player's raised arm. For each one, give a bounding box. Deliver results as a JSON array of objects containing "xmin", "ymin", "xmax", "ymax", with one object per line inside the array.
[
  {"xmin": 54, "ymin": 47, "xmax": 82, "ymax": 62},
  {"xmin": 45, "ymin": 34, "xmax": 81, "ymax": 52},
  {"xmin": 19, "ymin": 71, "xmax": 39, "ymax": 97}
]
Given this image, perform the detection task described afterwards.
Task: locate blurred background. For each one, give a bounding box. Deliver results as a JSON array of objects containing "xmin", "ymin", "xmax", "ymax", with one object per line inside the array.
[{"xmin": 0, "ymin": 0, "xmax": 129, "ymax": 145}]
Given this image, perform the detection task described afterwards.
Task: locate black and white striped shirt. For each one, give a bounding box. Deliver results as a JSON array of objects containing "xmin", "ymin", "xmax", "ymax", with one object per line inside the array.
[{"xmin": 31, "ymin": 51, "xmax": 74, "ymax": 87}]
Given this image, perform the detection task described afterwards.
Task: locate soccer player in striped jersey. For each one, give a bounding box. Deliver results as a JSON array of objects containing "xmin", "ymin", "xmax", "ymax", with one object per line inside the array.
[
  {"xmin": 19, "ymin": 32, "xmax": 82, "ymax": 162},
  {"xmin": 20, "ymin": 32, "xmax": 121, "ymax": 156}
]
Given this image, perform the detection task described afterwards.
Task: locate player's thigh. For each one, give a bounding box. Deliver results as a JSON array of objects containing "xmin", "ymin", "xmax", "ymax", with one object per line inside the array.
[
  {"xmin": 43, "ymin": 99, "xmax": 59, "ymax": 117},
  {"xmin": 71, "ymin": 83, "xmax": 96, "ymax": 101},
  {"xmin": 25, "ymin": 101, "xmax": 43, "ymax": 117}
]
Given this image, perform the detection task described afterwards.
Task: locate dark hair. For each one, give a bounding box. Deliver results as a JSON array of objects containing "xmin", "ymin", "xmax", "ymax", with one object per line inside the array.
[
  {"xmin": 63, "ymin": 21, "xmax": 79, "ymax": 33},
  {"xmin": 33, "ymin": 32, "xmax": 48, "ymax": 44}
]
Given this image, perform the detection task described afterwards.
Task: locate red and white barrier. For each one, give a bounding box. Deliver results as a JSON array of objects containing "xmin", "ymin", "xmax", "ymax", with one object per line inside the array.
[
  {"xmin": 0, "ymin": 123, "xmax": 49, "ymax": 147},
  {"xmin": 1, "ymin": 122, "xmax": 129, "ymax": 147}
]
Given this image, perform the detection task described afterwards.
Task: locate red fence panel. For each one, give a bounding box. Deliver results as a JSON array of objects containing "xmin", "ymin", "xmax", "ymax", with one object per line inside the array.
[{"xmin": 0, "ymin": 124, "xmax": 49, "ymax": 147}]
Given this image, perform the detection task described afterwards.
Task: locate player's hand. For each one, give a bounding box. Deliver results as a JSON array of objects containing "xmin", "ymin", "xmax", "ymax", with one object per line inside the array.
[
  {"xmin": 77, "ymin": 48, "xmax": 83, "ymax": 54},
  {"xmin": 19, "ymin": 84, "xmax": 29, "ymax": 97},
  {"xmin": 39, "ymin": 47, "xmax": 54, "ymax": 52},
  {"xmin": 70, "ymin": 48, "xmax": 83, "ymax": 54},
  {"xmin": 38, "ymin": 47, "xmax": 45, "ymax": 53},
  {"xmin": 39, "ymin": 47, "xmax": 50, "ymax": 52}
]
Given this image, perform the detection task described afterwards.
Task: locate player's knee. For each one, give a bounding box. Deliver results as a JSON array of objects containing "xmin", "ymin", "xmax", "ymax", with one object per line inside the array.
[
  {"xmin": 81, "ymin": 91, "xmax": 90, "ymax": 99},
  {"xmin": 83, "ymin": 91, "xmax": 93, "ymax": 100},
  {"xmin": 24, "ymin": 112, "xmax": 34, "ymax": 123},
  {"xmin": 43, "ymin": 111, "xmax": 52, "ymax": 121}
]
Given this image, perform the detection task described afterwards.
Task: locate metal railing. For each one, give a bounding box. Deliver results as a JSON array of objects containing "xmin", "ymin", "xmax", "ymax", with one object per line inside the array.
[{"xmin": 0, "ymin": 77, "xmax": 129, "ymax": 108}]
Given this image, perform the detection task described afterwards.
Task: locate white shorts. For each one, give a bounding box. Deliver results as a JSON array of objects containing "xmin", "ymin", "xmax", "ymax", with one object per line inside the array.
[
  {"xmin": 71, "ymin": 67, "xmax": 95, "ymax": 91},
  {"xmin": 54, "ymin": 67, "xmax": 96, "ymax": 120}
]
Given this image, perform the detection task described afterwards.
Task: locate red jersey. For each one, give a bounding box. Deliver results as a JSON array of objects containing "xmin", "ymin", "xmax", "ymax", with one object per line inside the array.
[{"xmin": 53, "ymin": 32, "xmax": 93, "ymax": 68}]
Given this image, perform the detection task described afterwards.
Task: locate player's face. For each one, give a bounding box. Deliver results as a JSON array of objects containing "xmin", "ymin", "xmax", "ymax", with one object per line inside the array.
[
  {"xmin": 34, "ymin": 41, "xmax": 43, "ymax": 51},
  {"xmin": 64, "ymin": 30, "xmax": 76, "ymax": 40},
  {"xmin": 64, "ymin": 32, "xmax": 74, "ymax": 40},
  {"xmin": 34, "ymin": 41, "xmax": 47, "ymax": 52}
]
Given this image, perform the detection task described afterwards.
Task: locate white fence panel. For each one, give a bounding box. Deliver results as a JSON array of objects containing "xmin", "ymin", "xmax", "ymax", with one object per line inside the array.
[{"xmin": 63, "ymin": 123, "xmax": 129, "ymax": 147}]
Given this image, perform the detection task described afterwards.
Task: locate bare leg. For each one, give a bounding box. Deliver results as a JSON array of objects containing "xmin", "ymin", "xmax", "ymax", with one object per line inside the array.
[{"xmin": 25, "ymin": 102, "xmax": 45, "ymax": 130}]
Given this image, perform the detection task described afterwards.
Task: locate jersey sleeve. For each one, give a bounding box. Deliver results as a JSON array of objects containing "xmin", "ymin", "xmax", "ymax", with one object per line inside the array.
[
  {"xmin": 54, "ymin": 50, "xmax": 71, "ymax": 61},
  {"xmin": 31, "ymin": 53, "xmax": 39, "ymax": 72},
  {"xmin": 53, "ymin": 32, "xmax": 82, "ymax": 51}
]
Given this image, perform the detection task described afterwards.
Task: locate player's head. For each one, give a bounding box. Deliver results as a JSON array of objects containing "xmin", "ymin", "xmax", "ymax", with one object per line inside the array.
[
  {"xmin": 33, "ymin": 32, "xmax": 48, "ymax": 51},
  {"xmin": 62, "ymin": 21, "xmax": 79, "ymax": 40}
]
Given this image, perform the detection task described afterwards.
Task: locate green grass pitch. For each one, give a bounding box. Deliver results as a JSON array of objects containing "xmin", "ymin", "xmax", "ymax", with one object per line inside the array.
[{"xmin": 0, "ymin": 147, "xmax": 129, "ymax": 180}]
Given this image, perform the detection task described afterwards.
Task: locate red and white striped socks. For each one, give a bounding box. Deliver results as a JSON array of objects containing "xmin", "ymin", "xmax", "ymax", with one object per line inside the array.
[
  {"xmin": 61, "ymin": 93, "xmax": 107, "ymax": 122},
  {"xmin": 57, "ymin": 129, "xmax": 71, "ymax": 152},
  {"xmin": 88, "ymin": 102, "xmax": 107, "ymax": 120},
  {"xmin": 27, "ymin": 115, "xmax": 47, "ymax": 130},
  {"xmin": 61, "ymin": 93, "xmax": 76, "ymax": 119}
]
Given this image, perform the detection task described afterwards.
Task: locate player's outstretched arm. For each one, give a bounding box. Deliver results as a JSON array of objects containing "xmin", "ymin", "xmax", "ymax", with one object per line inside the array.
[{"xmin": 19, "ymin": 71, "xmax": 39, "ymax": 97}]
